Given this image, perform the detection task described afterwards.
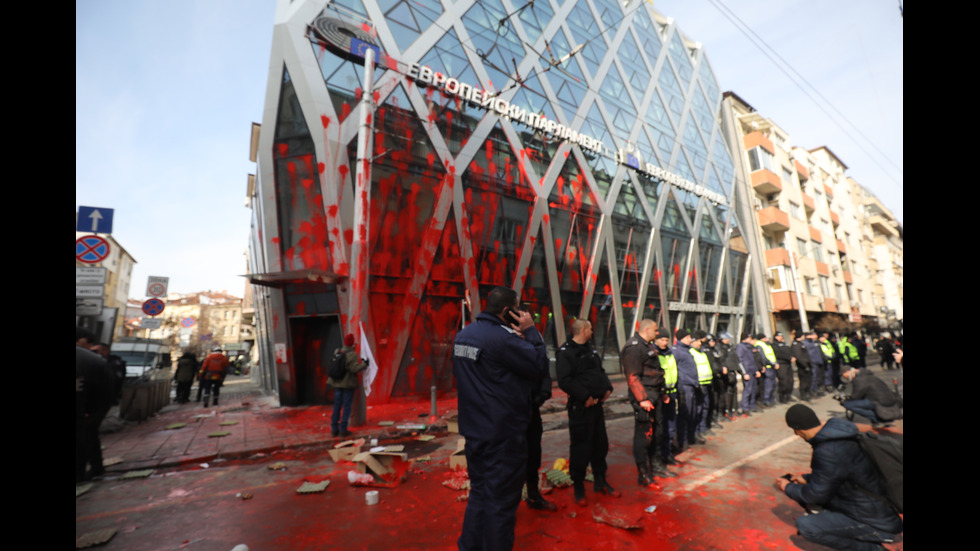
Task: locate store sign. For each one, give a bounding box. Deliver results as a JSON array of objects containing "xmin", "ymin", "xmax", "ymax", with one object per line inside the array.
[{"xmin": 406, "ymin": 62, "xmax": 727, "ymax": 206}]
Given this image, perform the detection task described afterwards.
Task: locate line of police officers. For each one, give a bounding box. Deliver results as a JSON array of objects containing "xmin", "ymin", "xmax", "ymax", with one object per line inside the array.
[{"xmin": 619, "ymin": 320, "xmax": 871, "ymax": 488}]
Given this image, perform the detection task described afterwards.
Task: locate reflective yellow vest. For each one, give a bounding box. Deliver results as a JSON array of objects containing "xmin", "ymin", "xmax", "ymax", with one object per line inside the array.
[
  {"xmin": 754, "ymin": 341, "xmax": 776, "ymax": 365},
  {"xmin": 820, "ymin": 340, "xmax": 835, "ymax": 359},
  {"xmin": 690, "ymin": 347, "xmax": 713, "ymax": 385},
  {"xmin": 659, "ymin": 352, "xmax": 678, "ymax": 391}
]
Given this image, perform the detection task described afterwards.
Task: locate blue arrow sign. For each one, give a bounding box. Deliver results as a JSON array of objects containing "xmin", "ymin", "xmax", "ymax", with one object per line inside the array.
[{"xmin": 77, "ymin": 206, "xmax": 114, "ymax": 234}]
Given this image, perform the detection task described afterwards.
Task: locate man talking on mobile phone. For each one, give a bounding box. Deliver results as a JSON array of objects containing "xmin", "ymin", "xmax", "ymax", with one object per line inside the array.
[{"xmin": 453, "ymin": 286, "xmax": 549, "ymax": 551}]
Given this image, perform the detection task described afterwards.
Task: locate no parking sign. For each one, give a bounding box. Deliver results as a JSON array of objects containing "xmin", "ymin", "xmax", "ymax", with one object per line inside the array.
[{"xmin": 142, "ymin": 298, "xmax": 165, "ymax": 317}]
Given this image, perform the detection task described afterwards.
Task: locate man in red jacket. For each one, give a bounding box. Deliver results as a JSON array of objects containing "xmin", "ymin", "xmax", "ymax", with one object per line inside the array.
[{"xmin": 199, "ymin": 347, "xmax": 230, "ymax": 407}]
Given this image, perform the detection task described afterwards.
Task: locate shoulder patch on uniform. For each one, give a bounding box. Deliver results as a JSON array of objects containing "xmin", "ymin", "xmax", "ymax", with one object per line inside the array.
[{"xmin": 454, "ymin": 344, "xmax": 480, "ymax": 361}]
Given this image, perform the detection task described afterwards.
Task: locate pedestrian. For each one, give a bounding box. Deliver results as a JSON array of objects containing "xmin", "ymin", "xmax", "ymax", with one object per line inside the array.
[
  {"xmin": 327, "ymin": 334, "xmax": 368, "ymax": 437},
  {"xmin": 556, "ymin": 318, "xmax": 618, "ymax": 506},
  {"xmin": 90, "ymin": 343, "xmax": 126, "ymax": 405},
  {"xmin": 76, "ymin": 328, "xmax": 112, "ymax": 482},
  {"xmin": 174, "ymin": 351, "xmax": 199, "ymax": 404},
  {"xmin": 198, "ymin": 346, "xmax": 230, "ymax": 407},
  {"xmin": 453, "ymin": 287, "xmax": 548, "ymax": 551}
]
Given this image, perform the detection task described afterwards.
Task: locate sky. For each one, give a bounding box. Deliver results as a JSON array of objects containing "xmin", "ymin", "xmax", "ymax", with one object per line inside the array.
[{"xmin": 76, "ymin": 0, "xmax": 902, "ymax": 298}]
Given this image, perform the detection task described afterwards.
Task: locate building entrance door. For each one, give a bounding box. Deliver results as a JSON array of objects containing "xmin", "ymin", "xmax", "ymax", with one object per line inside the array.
[{"xmin": 289, "ymin": 315, "xmax": 342, "ymax": 405}]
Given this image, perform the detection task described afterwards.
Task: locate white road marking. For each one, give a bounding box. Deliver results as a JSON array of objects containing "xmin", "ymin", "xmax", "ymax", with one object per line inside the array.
[{"xmin": 666, "ymin": 435, "xmax": 799, "ymax": 498}]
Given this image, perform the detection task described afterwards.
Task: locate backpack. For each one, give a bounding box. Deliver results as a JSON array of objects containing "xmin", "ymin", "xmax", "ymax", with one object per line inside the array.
[
  {"xmin": 853, "ymin": 431, "xmax": 903, "ymax": 514},
  {"xmin": 328, "ymin": 349, "xmax": 347, "ymax": 381}
]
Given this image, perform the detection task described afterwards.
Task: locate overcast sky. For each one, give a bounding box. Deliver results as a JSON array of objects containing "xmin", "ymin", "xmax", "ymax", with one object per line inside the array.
[{"xmin": 76, "ymin": 0, "xmax": 902, "ymax": 298}]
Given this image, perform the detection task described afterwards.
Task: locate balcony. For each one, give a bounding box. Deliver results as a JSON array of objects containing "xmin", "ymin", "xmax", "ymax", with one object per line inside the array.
[
  {"xmin": 765, "ymin": 247, "xmax": 791, "ymax": 267},
  {"xmin": 743, "ymin": 131, "xmax": 775, "ymax": 154},
  {"xmin": 801, "ymin": 192, "xmax": 815, "ymax": 214},
  {"xmin": 824, "ymin": 183, "xmax": 834, "ymax": 198},
  {"xmin": 757, "ymin": 206, "xmax": 790, "ymax": 232},
  {"xmin": 841, "ymin": 270, "xmax": 853, "ymax": 284},
  {"xmin": 772, "ymin": 291, "xmax": 799, "ymax": 311},
  {"xmin": 815, "ymin": 261, "xmax": 830, "ymax": 276},
  {"xmin": 750, "ymin": 169, "xmax": 782, "ymax": 195},
  {"xmin": 836, "ymin": 239, "xmax": 847, "ymax": 254},
  {"xmin": 809, "ymin": 226, "xmax": 822, "ymax": 243},
  {"xmin": 830, "ymin": 210, "xmax": 840, "ymax": 227},
  {"xmin": 869, "ymin": 215, "xmax": 900, "ymax": 238},
  {"xmin": 823, "ymin": 298, "xmax": 838, "ymax": 312},
  {"xmin": 794, "ymin": 160, "xmax": 809, "ymax": 182}
]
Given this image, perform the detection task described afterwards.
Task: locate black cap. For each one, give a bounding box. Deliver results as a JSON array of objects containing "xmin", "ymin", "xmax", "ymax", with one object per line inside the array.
[
  {"xmin": 774, "ymin": 331, "xmax": 784, "ymax": 337},
  {"xmin": 755, "ymin": 332, "xmax": 767, "ymax": 340},
  {"xmin": 785, "ymin": 404, "xmax": 820, "ymax": 430},
  {"xmin": 676, "ymin": 328, "xmax": 691, "ymax": 340},
  {"xmin": 656, "ymin": 328, "xmax": 671, "ymax": 340},
  {"xmin": 692, "ymin": 330, "xmax": 707, "ymax": 340}
]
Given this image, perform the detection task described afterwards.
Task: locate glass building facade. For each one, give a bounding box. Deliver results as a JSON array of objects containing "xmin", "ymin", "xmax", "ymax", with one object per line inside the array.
[{"xmin": 248, "ymin": 0, "xmax": 763, "ymax": 405}]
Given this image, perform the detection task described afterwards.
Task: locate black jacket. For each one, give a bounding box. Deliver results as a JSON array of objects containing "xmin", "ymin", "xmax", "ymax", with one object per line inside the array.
[
  {"xmin": 556, "ymin": 339, "xmax": 612, "ymax": 407},
  {"xmin": 785, "ymin": 418, "xmax": 903, "ymax": 533}
]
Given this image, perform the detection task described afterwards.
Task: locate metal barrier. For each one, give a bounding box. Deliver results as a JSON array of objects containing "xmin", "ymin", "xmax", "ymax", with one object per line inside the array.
[{"xmin": 119, "ymin": 374, "xmax": 172, "ymax": 422}]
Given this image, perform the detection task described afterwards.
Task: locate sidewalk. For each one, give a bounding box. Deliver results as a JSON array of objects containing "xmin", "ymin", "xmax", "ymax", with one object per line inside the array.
[{"xmin": 97, "ymin": 356, "xmax": 901, "ymax": 474}]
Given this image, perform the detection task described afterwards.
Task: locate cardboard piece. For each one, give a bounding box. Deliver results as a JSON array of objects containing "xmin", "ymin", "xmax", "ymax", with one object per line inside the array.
[
  {"xmin": 328, "ymin": 438, "xmax": 365, "ymax": 463},
  {"xmin": 450, "ymin": 437, "xmax": 467, "ymax": 470},
  {"xmin": 353, "ymin": 450, "xmax": 411, "ymax": 486},
  {"xmin": 447, "ymin": 414, "xmax": 459, "ymax": 433}
]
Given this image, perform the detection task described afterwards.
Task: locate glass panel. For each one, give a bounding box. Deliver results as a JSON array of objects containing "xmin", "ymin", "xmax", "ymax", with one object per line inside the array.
[{"xmin": 274, "ymin": 67, "xmax": 331, "ymax": 272}]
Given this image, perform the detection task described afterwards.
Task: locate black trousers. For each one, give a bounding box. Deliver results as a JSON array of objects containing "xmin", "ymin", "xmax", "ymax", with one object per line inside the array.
[
  {"xmin": 526, "ymin": 409, "xmax": 544, "ymax": 496},
  {"xmin": 567, "ymin": 402, "xmax": 609, "ymax": 484},
  {"xmin": 631, "ymin": 400, "xmax": 663, "ymax": 468}
]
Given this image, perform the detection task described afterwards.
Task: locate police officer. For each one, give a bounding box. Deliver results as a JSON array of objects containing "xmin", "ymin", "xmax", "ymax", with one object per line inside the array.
[
  {"xmin": 557, "ymin": 318, "xmax": 617, "ymax": 506},
  {"xmin": 620, "ymin": 319, "xmax": 673, "ymax": 488},
  {"xmin": 736, "ymin": 333, "xmax": 761, "ymax": 415},
  {"xmin": 653, "ymin": 329, "xmax": 681, "ymax": 469},
  {"xmin": 714, "ymin": 332, "xmax": 742, "ymax": 420},
  {"xmin": 754, "ymin": 333, "xmax": 778, "ymax": 407},
  {"xmin": 689, "ymin": 331, "xmax": 714, "ymax": 441},
  {"xmin": 772, "ymin": 331, "xmax": 795, "ymax": 403},
  {"xmin": 672, "ymin": 329, "xmax": 700, "ymax": 450},
  {"xmin": 791, "ymin": 331, "xmax": 814, "ymax": 402},
  {"xmin": 453, "ymin": 287, "xmax": 549, "ymax": 551},
  {"xmin": 819, "ymin": 332, "xmax": 841, "ymax": 392},
  {"xmin": 805, "ymin": 330, "xmax": 826, "ymax": 398}
]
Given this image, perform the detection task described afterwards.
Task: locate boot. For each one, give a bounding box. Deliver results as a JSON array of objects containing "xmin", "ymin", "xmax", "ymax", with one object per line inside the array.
[
  {"xmin": 651, "ymin": 457, "xmax": 677, "ymax": 479},
  {"xmin": 573, "ymin": 481, "xmax": 587, "ymax": 507},
  {"xmin": 637, "ymin": 464, "xmax": 661, "ymax": 489},
  {"xmin": 594, "ymin": 476, "xmax": 621, "ymax": 498},
  {"xmin": 526, "ymin": 490, "xmax": 557, "ymax": 511}
]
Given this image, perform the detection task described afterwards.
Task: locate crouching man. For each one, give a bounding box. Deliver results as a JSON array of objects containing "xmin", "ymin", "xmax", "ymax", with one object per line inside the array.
[{"xmin": 776, "ymin": 404, "xmax": 902, "ymax": 551}]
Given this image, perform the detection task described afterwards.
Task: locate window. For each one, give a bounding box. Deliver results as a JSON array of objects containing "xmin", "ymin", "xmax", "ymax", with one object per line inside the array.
[
  {"xmin": 812, "ymin": 244, "xmax": 824, "ymax": 263},
  {"xmin": 747, "ymin": 146, "xmax": 775, "ymax": 173},
  {"xmin": 768, "ymin": 266, "xmax": 794, "ymax": 291},
  {"xmin": 819, "ymin": 276, "xmax": 831, "ymax": 298},
  {"xmin": 782, "ymin": 166, "xmax": 794, "ymax": 185},
  {"xmin": 788, "ymin": 201, "xmax": 803, "ymax": 220},
  {"xmin": 797, "ymin": 238, "xmax": 808, "ymax": 257},
  {"xmin": 805, "ymin": 276, "xmax": 819, "ymax": 296}
]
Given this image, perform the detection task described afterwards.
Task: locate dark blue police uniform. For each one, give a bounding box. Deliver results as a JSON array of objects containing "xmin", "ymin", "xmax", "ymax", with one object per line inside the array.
[{"xmin": 453, "ymin": 312, "xmax": 548, "ymax": 551}]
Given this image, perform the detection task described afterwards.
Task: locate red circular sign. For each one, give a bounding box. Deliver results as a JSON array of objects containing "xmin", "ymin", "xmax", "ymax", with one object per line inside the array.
[
  {"xmin": 142, "ymin": 298, "xmax": 165, "ymax": 316},
  {"xmin": 76, "ymin": 235, "xmax": 111, "ymax": 264}
]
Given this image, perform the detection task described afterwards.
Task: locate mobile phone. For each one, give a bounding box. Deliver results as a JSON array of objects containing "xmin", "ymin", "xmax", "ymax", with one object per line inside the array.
[{"xmin": 504, "ymin": 307, "xmax": 522, "ymax": 326}]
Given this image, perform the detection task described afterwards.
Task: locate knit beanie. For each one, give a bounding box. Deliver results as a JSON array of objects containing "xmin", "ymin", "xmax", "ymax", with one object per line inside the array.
[{"xmin": 785, "ymin": 404, "xmax": 820, "ymax": 430}]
